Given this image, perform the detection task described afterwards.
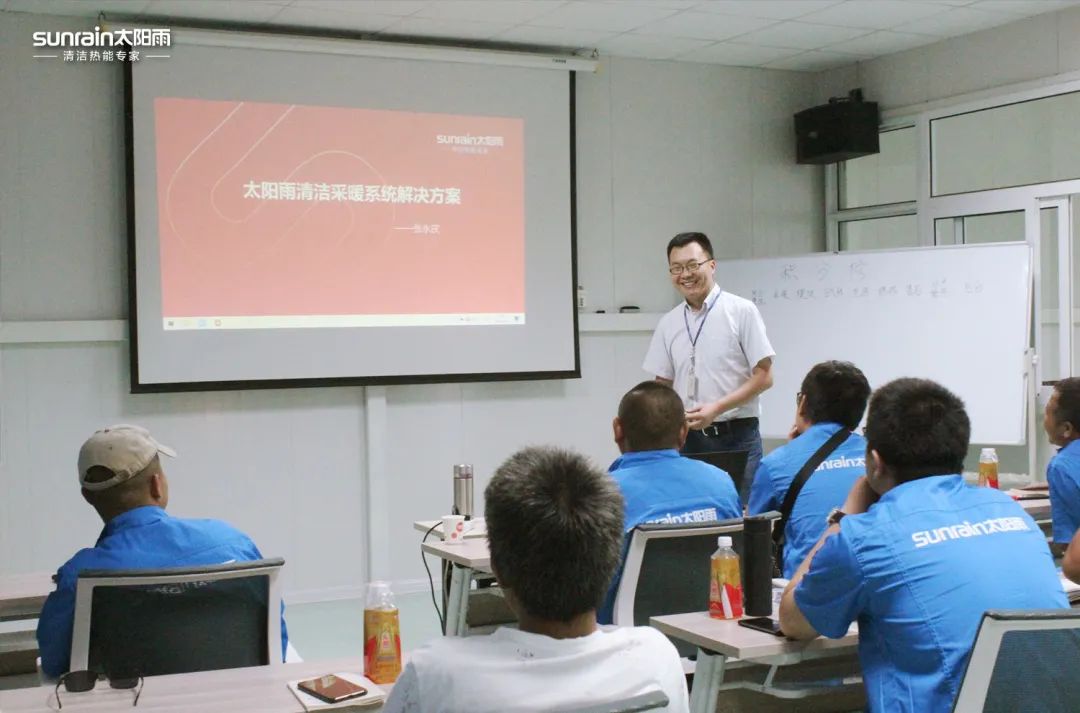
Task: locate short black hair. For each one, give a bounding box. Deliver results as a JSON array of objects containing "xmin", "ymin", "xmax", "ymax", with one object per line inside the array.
[
  {"xmin": 1053, "ymin": 377, "xmax": 1080, "ymax": 430},
  {"xmin": 667, "ymin": 232, "xmax": 713, "ymax": 260},
  {"xmin": 800, "ymin": 361, "xmax": 871, "ymax": 430},
  {"xmin": 618, "ymin": 381, "xmax": 685, "ymax": 451},
  {"xmin": 484, "ymin": 446, "xmax": 624, "ymax": 622},
  {"xmin": 864, "ymin": 378, "xmax": 970, "ymax": 484}
]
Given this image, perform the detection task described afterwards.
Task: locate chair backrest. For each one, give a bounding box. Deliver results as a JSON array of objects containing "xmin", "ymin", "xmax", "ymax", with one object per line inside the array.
[
  {"xmin": 612, "ymin": 518, "xmax": 746, "ymax": 658},
  {"xmin": 70, "ymin": 558, "xmax": 284, "ymax": 677},
  {"xmin": 952, "ymin": 609, "xmax": 1080, "ymax": 713},
  {"xmin": 683, "ymin": 450, "xmax": 749, "ymax": 494}
]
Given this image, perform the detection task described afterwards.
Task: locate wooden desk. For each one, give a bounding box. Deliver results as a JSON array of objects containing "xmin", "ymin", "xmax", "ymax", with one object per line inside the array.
[
  {"xmin": 412, "ymin": 518, "xmax": 487, "ymax": 539},
  {"xmin": 0, "ymin": 572, "xmax": 54, "ymax": 622},
  {"xmin": 1019, "ymin": 498, "xmax": 1051, "ymax": 522},
  {"xmin": 0, "ymin": 658, "xmax": 375, "ymax": 712},
  {"xmin": 420, "ymin": 539, "xmax": 492, "ymax": 637},
  {"xmin": 651, "ymin": 612, "xmax": 859, "ymax": 713}
]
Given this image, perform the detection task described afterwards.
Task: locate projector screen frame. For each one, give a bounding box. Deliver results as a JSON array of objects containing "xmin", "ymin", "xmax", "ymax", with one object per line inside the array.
[{"xmin": 122, "ymin": 30, "xmax": 581, "ymax": 394}]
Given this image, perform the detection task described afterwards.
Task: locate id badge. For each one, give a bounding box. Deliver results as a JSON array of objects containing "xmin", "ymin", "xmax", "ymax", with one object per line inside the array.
[{"xmin": 687, "ymin": 371, "xmax": 698, "ymax": 403}]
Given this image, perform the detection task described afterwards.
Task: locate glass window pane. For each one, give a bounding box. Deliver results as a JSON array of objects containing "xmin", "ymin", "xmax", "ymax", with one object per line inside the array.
[
  {"xmin": 839, "ymin": 127, "xmax": 916, "ymax": 209},
  {"xmin": 962, "ymin": 211, "xmax": 1025, "ymax": 244},
  {"xmin": 932, "ymin": 90, "xmax": 1080, "ymax": 196},
  {"xmin": 934, "ymin": 217, "xmax": 959, "ymax": 245},
  {"xmin": 839, "ymin": 215, "xmax": 918, "ymax": 251},
  {"xmin": 932, "ymin": 211, "xmax": 1025, "ymax": 245}
]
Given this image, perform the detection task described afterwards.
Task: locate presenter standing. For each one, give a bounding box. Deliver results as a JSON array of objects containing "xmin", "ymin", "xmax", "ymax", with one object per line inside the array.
[{"xmin": 644, "ymin": 232, "xmax": 775, "ymax": 502}]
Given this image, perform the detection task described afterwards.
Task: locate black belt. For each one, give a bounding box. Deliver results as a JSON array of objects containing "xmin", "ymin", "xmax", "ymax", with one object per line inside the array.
[{"xmin": 700, "ymin": 417, "xmax": 758, "ymax": 437}]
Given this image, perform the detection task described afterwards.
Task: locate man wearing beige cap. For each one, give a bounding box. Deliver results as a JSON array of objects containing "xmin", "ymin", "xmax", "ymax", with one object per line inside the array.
[{"xmin": 36, "ymin": 424, "xmax": 289, "ymax": 678}]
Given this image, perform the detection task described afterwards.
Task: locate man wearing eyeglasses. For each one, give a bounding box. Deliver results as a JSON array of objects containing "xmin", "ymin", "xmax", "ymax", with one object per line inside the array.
[{"xmin": 644, "ymin": 232, "xmax": 775, "ymax": 502}]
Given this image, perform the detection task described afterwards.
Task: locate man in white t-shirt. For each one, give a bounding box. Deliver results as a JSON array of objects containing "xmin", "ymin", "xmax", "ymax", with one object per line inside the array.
[
  {"xmin": 644, "ymin": 232, "xmax": 776, "ymax": 502},
  {"xmin": 383, "ymin": 446, "xmax": 689, "ymax": 713}
]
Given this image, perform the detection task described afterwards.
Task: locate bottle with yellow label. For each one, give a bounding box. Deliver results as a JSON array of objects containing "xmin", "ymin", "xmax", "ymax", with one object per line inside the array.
[
  {"xmin": 363, "ymin": 581, "xmax": 402, "ymax": 684},
  {"xmin": 978, "ymin": 448, "xmax": 999, "ymax": 489},
  {"xmin": 709, "ymin": 536, "xmax": 743, "ymax": 620}
]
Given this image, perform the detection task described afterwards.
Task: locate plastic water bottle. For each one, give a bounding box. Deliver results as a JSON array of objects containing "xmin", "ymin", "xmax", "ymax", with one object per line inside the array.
[
  {"xmin": 363, "ymin": 581, "xmax": 402, "ymax": 684},
  {"xmin": 978, "ymin": 448, "xmax": 999, "ymax": 489},
  {"xmin": 709, "ymin": 536, "xmax": 743, "ymax": 619}
]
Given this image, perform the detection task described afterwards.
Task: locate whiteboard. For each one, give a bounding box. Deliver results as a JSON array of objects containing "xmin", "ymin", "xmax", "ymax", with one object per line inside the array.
[{"xmin": 717, "ymin": 242, "xmax": 1031, "ymax": 444}]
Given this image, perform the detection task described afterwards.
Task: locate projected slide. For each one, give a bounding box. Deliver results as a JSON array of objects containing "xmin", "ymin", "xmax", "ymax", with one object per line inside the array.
[{"xmin": 154, "ymin": 98, "xmax": 525, "ymax": 330}]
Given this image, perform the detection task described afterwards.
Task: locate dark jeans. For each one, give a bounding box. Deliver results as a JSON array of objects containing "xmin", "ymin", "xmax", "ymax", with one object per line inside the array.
[{"xmin": 682, "ymin": 418, "xmax": 762, "ymax": 505}]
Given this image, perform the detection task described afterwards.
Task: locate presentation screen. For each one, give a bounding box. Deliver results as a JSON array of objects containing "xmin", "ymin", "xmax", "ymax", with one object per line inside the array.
[{"xmin": 127, "ymin": 32, "xmax": 577, "ymax": 391}]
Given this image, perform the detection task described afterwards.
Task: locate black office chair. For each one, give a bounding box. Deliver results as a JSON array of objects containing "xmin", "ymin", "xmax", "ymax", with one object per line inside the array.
[
  {"xmin": 70, "ymin": 558, "xmax": 284, "ymax": 677},
  {"xmin": 611, "ymin": 518, "xmax": 747, "ymax": 659},
  {"xmin": 953, "ymin": 609, "xmax": 1080, "ymax": 713}
]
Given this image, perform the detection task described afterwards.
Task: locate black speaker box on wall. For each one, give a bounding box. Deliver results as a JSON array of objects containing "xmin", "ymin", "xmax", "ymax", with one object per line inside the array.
[{"xmin": 794, "ymin": 89, "xmax": 880, "ymax": 165}]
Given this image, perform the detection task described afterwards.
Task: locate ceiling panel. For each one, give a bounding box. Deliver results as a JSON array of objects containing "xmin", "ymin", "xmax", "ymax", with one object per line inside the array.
[
  {"xmin": 892, "ymin": 5, "xmax": 1019, "ymax": 35},
  {"xmin": 692, "ymin": 1, "xmax": 843, "ymax": 20},
  {"xmin": 288, "ymin": 0, "xmax": 432, "ymax": 16},
  {"xmin": 413, "ymin": 1, "xmax": 566, "ymax": 24},
  {"xmin": 267, "ymin": 5, "xmax": 399, "ymax": 32},
  {"xmin": 676, "ymin": 41, "xmax": 801, "ymax": 66},
  {"xmin": 766, "ymin": 48, "xmax": 870, "ymax": 71},
  {"xmin": 631, "ymin": 11, "xmax": 775, "ymax": 41},
  {"xmin": 525, "ymin": 1, "xmax": 677, "ymax": 32},
  {"xmin": 827, "ymin": 29, "xmax": 939, "ymax": 55},
  {"xmin": 731, "ymin": 21, "xmax": 871, "ymax": 50},
  {"xmin": 797, "ymin": 1, "xmax": 951, "ymax": 30},
  {"xmin": 595, "ymin": 32, "xmax": 713, "ymax": 60},
  {"xmin": 380, "ymin": 15, "xmax": 513, "ymax": 39}
]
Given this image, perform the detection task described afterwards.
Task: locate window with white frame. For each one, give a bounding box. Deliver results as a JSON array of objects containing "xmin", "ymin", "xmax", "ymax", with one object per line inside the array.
[
  {"xmin": 931, "ymin": 90, "xmax": 1080, "ymax": 196},
  {"xmin": 829, "ymin": 125, "xmax": 917, "ymax": 251}
]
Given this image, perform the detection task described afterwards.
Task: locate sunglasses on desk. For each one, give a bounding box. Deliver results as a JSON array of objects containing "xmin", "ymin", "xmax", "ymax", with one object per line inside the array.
[{"xmin": 55, "ymin": 670, "xmax": 143, "ymax": 709}]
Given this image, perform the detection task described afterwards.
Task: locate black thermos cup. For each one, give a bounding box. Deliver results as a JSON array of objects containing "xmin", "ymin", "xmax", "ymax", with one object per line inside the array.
[{"xmin": 742, "ymin": 515, "xmax": 774, "ymax": 616}]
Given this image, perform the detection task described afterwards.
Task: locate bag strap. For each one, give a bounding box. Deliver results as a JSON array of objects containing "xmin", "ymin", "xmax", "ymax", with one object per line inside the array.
[{"xmin": 772, "ymin": 427, "xmax": 852, "ymax": 567}]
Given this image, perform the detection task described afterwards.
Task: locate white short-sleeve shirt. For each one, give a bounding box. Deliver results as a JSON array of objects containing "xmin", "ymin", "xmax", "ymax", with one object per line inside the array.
[
  {"xmin": 643, "ymin": 284, "xmax": 775, "ymax": 420},
  {"xmin": 381, "ymin": 626, "xmax": 689, "ymax": 713}
]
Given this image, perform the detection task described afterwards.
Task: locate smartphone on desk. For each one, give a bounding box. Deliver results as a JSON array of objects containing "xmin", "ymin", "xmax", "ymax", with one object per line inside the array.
[
  {"xmin": 297, "ymin": 674, "xmax": 368, "ymax": 704},
  {"xmin": 738, "ymin": 616, "xmax": 785, "ymax": 637}
]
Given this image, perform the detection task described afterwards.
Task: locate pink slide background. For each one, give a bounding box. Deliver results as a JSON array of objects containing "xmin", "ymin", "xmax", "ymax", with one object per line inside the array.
[{"xmin": 154, "ymin": 97, "xmax": 525, "ymax": 318}]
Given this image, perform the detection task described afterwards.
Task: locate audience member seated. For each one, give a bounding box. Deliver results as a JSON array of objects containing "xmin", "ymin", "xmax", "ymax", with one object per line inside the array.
[
  {"xmin": 748, "ymin": 360, "xmax": 870, "ymax": 578},
  {"xmin": 1044, "ymin": 377, "xmax": 1080, "ymax": 555},
  {"xmin": 384, "ymin": 446, "xmax": 690, "ymax": 713},
  {"xmin": 36, "ymin": 424, "xmax": 289, "ymax": 678},
  {"xmin": 779, "ymin": 378, "xmax": 1067, "ymax": 713},
  {"xmin": 598, "ymin": 381, "xmax": 741, "ymax": 624}
]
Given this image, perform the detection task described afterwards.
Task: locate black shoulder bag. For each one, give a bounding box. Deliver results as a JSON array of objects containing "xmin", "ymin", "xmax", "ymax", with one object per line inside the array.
[{"xmin": 772, "ymin": 428, "xmax": 852, "ymax": 576}]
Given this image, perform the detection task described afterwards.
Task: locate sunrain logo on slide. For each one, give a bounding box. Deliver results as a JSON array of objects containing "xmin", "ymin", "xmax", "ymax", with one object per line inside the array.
[
  {"xmin": 437, "ymin": 134, "xmax": 504, "ymax": 155},
  {"xmin": 911, "ymin": 516, "xmax": 1031, "ymax": 548}
]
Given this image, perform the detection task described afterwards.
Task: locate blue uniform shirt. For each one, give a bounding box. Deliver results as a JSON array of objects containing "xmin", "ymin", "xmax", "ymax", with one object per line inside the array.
[
  {"xmin": 748, "ymin": 423, "xmax": 867, "ymax": 578},
  {"xmin": 36, "ymin": 506, "xmax": 289, "ymax": 677},
  {"xmin": 598, "ymin": 449, "xmax": 742, "ymax": 623},
  {"xmin": 794, "ymin": 475, "xmax": 1067, "ymax": 713},
  {"xmin": 1047, "ymin": 439, "xmax": 1080, "ymax": 544}
]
